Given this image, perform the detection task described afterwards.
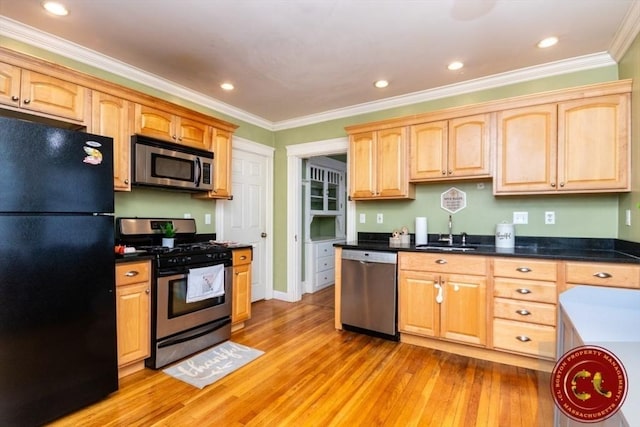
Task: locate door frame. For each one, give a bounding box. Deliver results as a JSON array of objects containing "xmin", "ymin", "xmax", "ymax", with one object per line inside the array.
[
  {"xmin": 285, "ymin": 137, "xmax": 355, "ymax": 302},
  {"xmin": 216, "ymin": 136, "xmax": 275, "ymax": 300}
]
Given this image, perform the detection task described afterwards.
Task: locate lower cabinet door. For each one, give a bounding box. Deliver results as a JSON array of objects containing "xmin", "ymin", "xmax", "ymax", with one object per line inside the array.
[{"xmin": 116, "ymin": 282, "xmax": 150, "ymax": 367}]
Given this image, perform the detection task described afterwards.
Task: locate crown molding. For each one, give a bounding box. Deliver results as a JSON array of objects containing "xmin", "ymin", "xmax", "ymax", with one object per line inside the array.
[
  {"xmin": 609, "ymin": 0, "xmax": 640, "ymax": 61},
  {"xmin": 0, "ymin": 15, "xmax": 629, "ymax": 133}
]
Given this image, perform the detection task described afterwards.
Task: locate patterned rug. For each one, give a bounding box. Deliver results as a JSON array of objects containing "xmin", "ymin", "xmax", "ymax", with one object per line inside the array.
[{"xmin": 163, "ymin": 341, "xmax": 264, "ymax": 389}]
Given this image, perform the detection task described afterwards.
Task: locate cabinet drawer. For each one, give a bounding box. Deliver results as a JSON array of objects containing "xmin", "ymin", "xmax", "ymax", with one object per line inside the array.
[
  {"xmin": 116, "ymin": 261, "xmax": 150, "ymax": 287},
  {"xmin": 494, "ymin": 278, "xmax": 556, "ymax": 304},
  {"xmin": 399, "ymin": 253, "xmax": 486, "ymax": 275},
  {"xmin": 493, "ymin": 318, "xmax": 556, "ymax": 359},
  {"xmin": 316, "ymin": 241, "xmax": 336, "ymax": 257},
  {"xmin": 316, "ymin": 254, "xmax": 335, "ymax": 273},
  {"xmin": 493, "ymin": 258, "xmax": 557, "ymax": 281},
  {"xmin": 316, "ymin": 269, "xmax": 335, "ymax": 287},
  {"xmin": 493, "ymin": 297, "xmax": 556, "ymax": 326},
  {"xmin": 233, "ymin": 248, "xmax": 252, "ymax": 266},
  {"xmin": 565, "ymin": 262, "xmax": 640, "ymax": 288}
]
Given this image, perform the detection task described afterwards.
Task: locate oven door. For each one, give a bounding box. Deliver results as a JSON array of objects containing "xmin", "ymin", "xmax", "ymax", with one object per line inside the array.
[{"xmin": 156, "ymin": 266, "xmax": 232, "ymax": 339}]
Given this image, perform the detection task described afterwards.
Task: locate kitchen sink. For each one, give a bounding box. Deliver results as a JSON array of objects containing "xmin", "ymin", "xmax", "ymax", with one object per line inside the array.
[{"xmin": 415, "ymin": 243, "xmax": 476, "ymax": 252}]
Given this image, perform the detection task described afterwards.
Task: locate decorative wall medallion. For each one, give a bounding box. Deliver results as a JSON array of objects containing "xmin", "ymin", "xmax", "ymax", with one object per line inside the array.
[{"xmin": 441, "ymin": 187, "xmax": 466, "ymax": 213}]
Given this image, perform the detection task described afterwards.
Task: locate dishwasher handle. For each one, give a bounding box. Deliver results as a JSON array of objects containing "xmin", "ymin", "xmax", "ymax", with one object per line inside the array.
[{"xmin": 341, "ymin": 249, "xmax": 397, "ymax": 264}]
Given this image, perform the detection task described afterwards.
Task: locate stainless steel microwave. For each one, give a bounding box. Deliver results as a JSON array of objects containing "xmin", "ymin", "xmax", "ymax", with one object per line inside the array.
[{"xmin": 132, "ymin": 135, "xmax": 214, "ymax": 192}]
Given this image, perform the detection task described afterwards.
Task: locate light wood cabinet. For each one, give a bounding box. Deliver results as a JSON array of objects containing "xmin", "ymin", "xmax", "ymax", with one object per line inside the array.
[
  {"xmin": 115, "ymin": 260, "xmax": 151, "ymax": 378},
  {"xmin": 495, "ymin": 94, "xmax": 630, "ymax": 194},
  {"xmin": 409, "ymin": 113, "xmax": 492, "ymax": 181},
  {"xmin": 492, "ymin": 258, "xmax": 558, "ymax": 360},
  {"xmin": 134, "ymin": 104, "xmax": 211, "ymax": 150},
  {"xmin": 348, "ymin": 127, "xmax": 415, "ymax": 200},
  {"xmin": 398, "ymin": 253, "xmax": 487, "ymax": 346},
  {"xmin": 564, "ymin": 261, "xmax": 640, "ymax": 289},
  {"xmin": 231, "ymin": 248, "xmax": 252, "ymax": 329},
  {"xmin": 0, "ymin": 62, "xmax": 89, "ymax": 123},
  {"xmin": 91, "ymin": 92, "xmax": 133, "ymax": 191},
  {"xmin": 194, "ymin": 128, "xmax": 233, "ymax": 199}
]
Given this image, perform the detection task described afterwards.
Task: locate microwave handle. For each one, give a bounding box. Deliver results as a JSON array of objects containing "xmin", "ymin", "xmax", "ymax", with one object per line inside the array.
[{"xmin": 195, "ymin": 157, "xmax": 202, "ymax": 188}]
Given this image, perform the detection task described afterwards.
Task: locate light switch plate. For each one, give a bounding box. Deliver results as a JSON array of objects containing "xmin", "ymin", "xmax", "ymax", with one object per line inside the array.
[
  {"xmin": 359, "ymin": 213, "xmax": 366, "ymax": 224},
  {"xmin": 513, "ymin": 211, "xmax": 528, "ymax": 224},
  {"xmin": 204, "ymin": 213, "xmax": 211, "ymax": 225},
  {"xmin": 376, "ymin": 213, "xmax": 383, "ymax": 224}
]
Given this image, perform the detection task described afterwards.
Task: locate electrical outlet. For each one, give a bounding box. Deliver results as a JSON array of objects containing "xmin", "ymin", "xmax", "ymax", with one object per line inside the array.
[
  {"xmin": 545, "ymin": 211, "xmax": 555, "ymax": 225},
  {"xmin": 205, "ymin": 213, "xmax": 211, "ymax": 225},
  {"xmin": 359, "ymin": 213, "xmax": 366, "ymax": 224},
  {"xmin": 476, "ymin": 183, "xmax": 485, "ymax": 190},
  {"xmin": 513, "ymin": 212, "xmax": 528, "ymax": 225},
  {"xmin": 376, "ymin": 213, "xmax": 383, "ymax": 224}
]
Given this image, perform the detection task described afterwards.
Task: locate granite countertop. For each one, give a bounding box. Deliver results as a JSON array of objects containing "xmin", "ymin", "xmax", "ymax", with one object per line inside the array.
[
  {"xmin": 335, "ymin": 233, "xmax": 640, "ymax": 264},
  {"xmin": 559, "ymin": 286, "xmax": 640, "ymax": 426}
]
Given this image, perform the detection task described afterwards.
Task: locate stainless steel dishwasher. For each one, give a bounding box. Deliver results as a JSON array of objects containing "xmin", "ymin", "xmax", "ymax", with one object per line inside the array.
[{"xmin": 340, "ymin": 249, "xmax": 398, "ymax": 340}]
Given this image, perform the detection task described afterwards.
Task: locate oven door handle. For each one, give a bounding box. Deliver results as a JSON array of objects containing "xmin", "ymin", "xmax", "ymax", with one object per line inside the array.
[{"xmin": 157, "ymin": 317, "xmax": 231, "ymax": 349}]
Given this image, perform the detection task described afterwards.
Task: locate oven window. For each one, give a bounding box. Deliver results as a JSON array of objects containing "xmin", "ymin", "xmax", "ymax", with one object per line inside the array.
[
  {"xmin": 168, "ymin": 276, "xmax": 224, "ymax": 318},
  {"xmin": 152, "ymin": 153, "xmax": 194, "ymax": 182}
]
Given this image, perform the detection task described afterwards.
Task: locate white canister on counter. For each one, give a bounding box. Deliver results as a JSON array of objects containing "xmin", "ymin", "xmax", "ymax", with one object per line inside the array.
[{"xmin": 495, "ymin": 222, "xmax": 515, "ymax": 248}]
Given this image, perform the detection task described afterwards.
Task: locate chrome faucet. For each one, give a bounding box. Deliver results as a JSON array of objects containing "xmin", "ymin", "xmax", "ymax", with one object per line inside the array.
[{"xmin": 438, "ymin": 215, "xmax": 454, "ymax": 245}]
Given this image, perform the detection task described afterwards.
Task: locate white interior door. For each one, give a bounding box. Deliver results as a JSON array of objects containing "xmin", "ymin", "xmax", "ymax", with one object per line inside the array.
[{"xmin": 220, "ymin": 138, "xmax": 273, "ymax": 302}]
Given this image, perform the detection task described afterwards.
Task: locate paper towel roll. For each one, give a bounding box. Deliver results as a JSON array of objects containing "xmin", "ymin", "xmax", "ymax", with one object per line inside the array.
[{"xmin": 415, "ymin": 217, "xmax": 428, "ymax": 245}]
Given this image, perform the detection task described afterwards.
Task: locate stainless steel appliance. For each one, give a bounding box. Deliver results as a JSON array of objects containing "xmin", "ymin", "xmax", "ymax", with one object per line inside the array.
[
  {"xmin": 131, "ymin": 135, "xmax": 214, "ymax": 192},
  {"xmin": 340, "ymin": 249, "xmax": 399, "ymax": 341},
  {"xmin": 116, "ymin": 218, "xmax": 232, "ymax": 368},
  {"xmin": 0, "ymin": 117, "xmax": 118, "ymax": 426}
]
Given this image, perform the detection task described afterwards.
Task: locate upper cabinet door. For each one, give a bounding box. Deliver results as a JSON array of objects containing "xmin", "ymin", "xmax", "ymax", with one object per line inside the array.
[
  {"xmin": 557, "ymin": 94, "xmax": 630, "ymax": 192},
  {"xmin": 349, "ymin": 131, "xmax": 376, "ymax": 199},
  {"xmin": 376, "ymin": 127, "xmax": 409, "ymax": 198},
  {"xmin": 211, "ymin": 128, "xmax": 232, "ymax": 198},
  {"xmin": 494, "ymin": 104, "xmax": 557, "ymax": 194},
  {"xmin": 92, "ymin": 92, "xmax": 132, "ymax": 191},
  {"xmin": 0, "ymin": 62, "xmax": 21, "ymax": 108},
  {"xmin": 448, "ymin": 113, "xmax": 492, "ymax": 179},
  {"xmin": 409, "ymin": 121, "xmax": 447, "ymax": 180},
  {"xmin": 176, "ymin": 116, "xmax": 211, "ymax": 150},
  {"xmin": 134, "ymin": 104, "xmax": 175, "ymax": 142}
]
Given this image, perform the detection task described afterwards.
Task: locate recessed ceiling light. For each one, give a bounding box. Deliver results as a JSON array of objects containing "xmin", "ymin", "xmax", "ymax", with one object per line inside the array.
[
  {"xmin": 42, "ymin": 1, "xmax": 69, "ymax": 16},
  {"xmin": 374, "ymin": 80, "xmax": 389, "ymax": 89},
  {"xmin": 537, "ymin": 36, "xmax": 558, "ymax": 48},
  {"xmin": 447, "ymin": 61, "xmax": 464, "ymax": 71},
  {"xmin": 220, "ymin": 82, "xmax": 234, "ymax": 91}
]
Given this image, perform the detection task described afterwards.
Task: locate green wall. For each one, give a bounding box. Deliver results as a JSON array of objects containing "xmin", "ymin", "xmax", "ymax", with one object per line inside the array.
[{"xmin": 618, "ymin": 31, "xmax": 640, "ymax": 241}]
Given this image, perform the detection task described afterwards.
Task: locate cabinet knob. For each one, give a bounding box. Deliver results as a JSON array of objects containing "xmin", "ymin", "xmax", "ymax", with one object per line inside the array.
[
  {"xmin": 559, "ymin": 182, "xmax": 565, "ymax": 187},
  {"xmin": 593, "ymin": 272, "xmax": 612, "ymax": 279},
  {"xmin": 124, "ymin": 179, "xmax": 130, "ymax": 184},
  {"xmin": 145, "ymin": 289, "xmax": 150, "ymax": 294},
  {"xmin": 447, "ymin": 170, "xmax": 452, "ymax": 175},
  {"xmin": 441, "ymin": 171, "xmax": 446, "ymax": 175},
  {"xmin": 240, "ymin": 255, "xmax": 247, "ymax": 260},
  {"xmin": 11, "ymin": 95, "xmax": 19, "ymax": 102},
  {"xmin": 516, "ymin": 288, "xmax": 531, "ymax": 294},
  {"xmin": 516, "ymin": 267, "xmax": 531, "ymax": 273},
  {"xmin": 23, "ymin": 99, "xmax": 31, "ymax": 104},
  {"xmin": 515, "ymin": 335, "xmax": 531, "ymax": 342},
  {"xmin": 125, "ymin": 271, "xmax": 139, "ymax": 277},
  {"xmin": 516, "ymin": 309, "xmax": 531, "ymax": 316}
]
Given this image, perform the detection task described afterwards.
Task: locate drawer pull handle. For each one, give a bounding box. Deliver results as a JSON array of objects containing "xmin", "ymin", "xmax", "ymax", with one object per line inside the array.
[
  {"xmin": 516, "ymin": 335, "xmax": 531, "ymax": 342},
  {"xmin": 240, "ymin": 255, "xmax": 247, "ymax": 260},
  {"xmin": 516, "ymin": 288, "xmax": 531, "ymax": 294},
  {"xmin": 125, "ymin": 271, "xmax": 139, "ymax": 277},
  {"xmin": 435, "ymin": 259, "xmax": 447, "ymax": 265},
  {"xmin": 516, "ymin": 267, "xmax": 531, "ymax": 273},
  {"xmin": 516, "ymin": 309, "xmax": 531, "ymax": 316},
  {"xmin": 593, "ymin": 272, "xmax": 612, "ymax": 279}
]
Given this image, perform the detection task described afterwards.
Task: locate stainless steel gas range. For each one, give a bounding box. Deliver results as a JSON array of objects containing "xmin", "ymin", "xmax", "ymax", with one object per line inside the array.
[{"xmin": 116, "ymin": 217, "xmax": 233, "ymax": 369}]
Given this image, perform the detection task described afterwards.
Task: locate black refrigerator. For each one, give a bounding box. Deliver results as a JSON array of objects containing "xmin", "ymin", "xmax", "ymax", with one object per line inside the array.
[{"xmin": 0, "ymin": 117, "xmax": 118, "ymax": 426}]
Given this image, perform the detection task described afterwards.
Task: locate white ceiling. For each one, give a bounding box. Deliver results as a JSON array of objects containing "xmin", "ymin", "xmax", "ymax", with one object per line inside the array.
[{"xmin": 1, "ymin": 0, "xmax": 639, "ymax": 130}]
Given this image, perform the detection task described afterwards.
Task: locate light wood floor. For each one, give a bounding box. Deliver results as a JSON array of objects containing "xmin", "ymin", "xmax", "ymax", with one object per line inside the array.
[{"xmin": 49, "ymin": 286, "xmax": 554, "ymax": 426}]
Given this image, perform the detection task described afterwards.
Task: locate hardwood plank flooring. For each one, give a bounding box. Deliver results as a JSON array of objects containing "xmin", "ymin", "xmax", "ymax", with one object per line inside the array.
[{"xmin": 48, "ymin": 286, "xmax": 554, "ymax": 426}]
